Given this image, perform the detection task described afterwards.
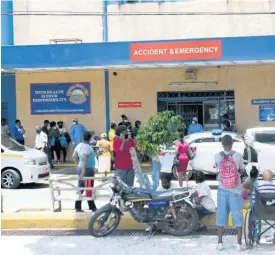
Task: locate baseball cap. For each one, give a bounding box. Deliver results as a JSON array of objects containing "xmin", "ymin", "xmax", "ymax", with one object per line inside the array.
[
  {"xmin": 72, "ymin": 118, "xmax": 78, "ymax": 122},
  {"xmin": 101, "ymin": 133, "xmax": 107, "ymax": 138},
  {"xmin": 192, "ymin": 117, "xmax": 198, "ymax": 122}
]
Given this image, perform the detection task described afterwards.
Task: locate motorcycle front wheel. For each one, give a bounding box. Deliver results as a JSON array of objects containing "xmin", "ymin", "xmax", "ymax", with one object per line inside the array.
[
  {"xmin": 88, "ymin": 204, "xmax": 121, "ymax": 237},
  {"xmin": 163, "ymin": 202, "xmax": 198, "ymax": 236}
]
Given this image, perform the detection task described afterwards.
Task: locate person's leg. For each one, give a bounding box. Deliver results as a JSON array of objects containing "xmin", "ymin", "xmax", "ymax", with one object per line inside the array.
[
  {"xmin": 126, "ymin": 169, "xmax": 135, "ymax": 187},
  {"xmin": 86, "ymin": 168, "xmax": 97, "ymax": 212},
  {"xmin": 115, "ymin": 170, "xmax": 127, "ymax": 184},
  {"xmin": 178, "ymin": 172, "xmax": 183, "ymax": 187},
  {"xmin": 75, "ymin": 167, "xmax": 84, "ymax": 212},
  {"xmin": 62, "ymin": 148, "xmax": 67, "ymax": 162},
  {"xmin": 55, "ymin": 140, "xmax": 61, "ymax": 162},
  {"xmin": 196, "ymin": 205, "xmax": 213, "ymax": 221},
  {"xmin": 183, "ymin": 172, "xmax": 188, "ymax": 186},
  {"xmin": 229, "ymin": 192, "xmax": 244, "ymax": 246},
  {"xmin": 152, "ymin": 160, "xmax": 160, "ymax": 192},
  {"xmin": 216, "ymin": 189, "xmax": 230, "ymax": 247},
  {"xmin": 51, "ymin": 146, "xmax": 55, "ymax": 162}
]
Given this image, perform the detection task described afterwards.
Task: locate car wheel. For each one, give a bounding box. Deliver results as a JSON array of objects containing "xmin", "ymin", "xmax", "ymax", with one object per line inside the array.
[
  {"xmin": 1, "ymin": 169, "xmax": 21, "ymax": 189},
  {"xmin": 172, "ymin": 165, "xmax": 193, "ymax": 180}
]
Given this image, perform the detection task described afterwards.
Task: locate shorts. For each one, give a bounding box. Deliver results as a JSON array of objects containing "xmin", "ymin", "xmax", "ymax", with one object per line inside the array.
[{"xmin": 216, "ymin": 188, "xmax": 244, "ymax": 227}]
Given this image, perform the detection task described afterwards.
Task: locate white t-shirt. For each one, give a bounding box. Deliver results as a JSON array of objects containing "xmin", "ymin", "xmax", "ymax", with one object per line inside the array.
[
  {"xmin": 35, "ymin": 131, "xmax": 48, "ymax": 149},
  {"xmin": 159, "ymin": 151, "xmax": 175, "ymax": 173},
  {"xmin": 74, "ymin": 143, "xmax": 95, "ymax": 168},
  {"xmin": 215, "ymin": 151, "xmax": 245, "ymax": 194},
  {"xmin": 196, "ymin": 182, "xmax": 216, "ymax": 212}
]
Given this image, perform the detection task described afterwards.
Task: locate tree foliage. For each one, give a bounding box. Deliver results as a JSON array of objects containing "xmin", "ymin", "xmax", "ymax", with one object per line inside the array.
[{"xmin": 135, "ymin": 111, "xmax": 184, "ymax": 156}]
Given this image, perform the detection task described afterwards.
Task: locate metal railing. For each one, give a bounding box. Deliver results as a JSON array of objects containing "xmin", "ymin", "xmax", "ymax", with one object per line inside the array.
[{"xmin": 49, "ymin": 176, "xmax": 112, "ymax": 212}]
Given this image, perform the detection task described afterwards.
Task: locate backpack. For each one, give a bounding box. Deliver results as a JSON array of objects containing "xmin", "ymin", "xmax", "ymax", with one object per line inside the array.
[
  {"xmin": 60, "ymin": 136, "xmax": 68, "ymax": 148},
  {"xmin": 218, "ymin": 151, "xmax": 239, "ymax": 188}
]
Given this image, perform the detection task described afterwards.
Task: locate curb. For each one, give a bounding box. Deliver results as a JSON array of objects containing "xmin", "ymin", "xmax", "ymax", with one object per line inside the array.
[
  {"xmin": 1, "ymin": 212, "xmax": 146, "ymax": 230},
  {"xmin": 1, "ymin": 208, "xmax": 248, "ymax": 230}
]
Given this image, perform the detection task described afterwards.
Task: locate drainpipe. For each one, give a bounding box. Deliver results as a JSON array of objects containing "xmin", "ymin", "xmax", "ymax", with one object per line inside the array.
[
  {"xmin": 103, "ymin": 0, "xmax": 110, "ymax": 134},
  {"xmin": 1, "ymin": 0, "xmax": 14, "ymax": 45}
]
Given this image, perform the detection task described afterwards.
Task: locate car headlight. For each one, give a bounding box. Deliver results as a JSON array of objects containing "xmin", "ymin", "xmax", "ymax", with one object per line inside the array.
[{"xmin": 24, "ymin": 158, "xmax": 36, "ymax": 165}]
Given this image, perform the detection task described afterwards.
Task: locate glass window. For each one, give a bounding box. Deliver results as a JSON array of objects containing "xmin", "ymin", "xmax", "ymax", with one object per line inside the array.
[
  {"xmin": 193, "ymin": 138, "xmax": 215, "ymax": 143},
  {"xmin": 1, "ymin": 134, "xmax": 26, "ymax": 151},
  {"xmin": 254, "ymin": 132, "xmax": 275, "ymax": 144}
]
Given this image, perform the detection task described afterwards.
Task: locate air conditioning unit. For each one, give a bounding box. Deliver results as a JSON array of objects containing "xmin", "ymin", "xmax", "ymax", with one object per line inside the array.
[{"xmin": 185, "ymin": 69, "xmax": 197, "ymax": 80}]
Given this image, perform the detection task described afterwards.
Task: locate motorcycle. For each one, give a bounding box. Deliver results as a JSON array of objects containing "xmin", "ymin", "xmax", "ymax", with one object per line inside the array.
[{"xmin": 88, "ymin": 176, "xmax": 198, "ymax": 237}]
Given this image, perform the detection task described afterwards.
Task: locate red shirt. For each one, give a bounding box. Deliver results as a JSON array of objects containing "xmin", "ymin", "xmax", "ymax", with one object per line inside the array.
[{"xmin": 113, "ymin": 137, "xmax": 136, "ymax": 170}]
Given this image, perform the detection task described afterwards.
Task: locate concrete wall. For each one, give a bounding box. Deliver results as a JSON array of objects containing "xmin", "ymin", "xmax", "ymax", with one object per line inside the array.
[
  {"xmin": 108, "ymin": 0, "xmax": 275, "ymax": 41},
  {"xmin": 15, "ymin": 70, "xmax": 106, "ymax": 147},
  {"xmin": 109, "ymin": 66, "xmax": 275, "ymax": 132},
  {"xmin": 13, "ymin": 0, "xmax": 103, "ymax": 45}
]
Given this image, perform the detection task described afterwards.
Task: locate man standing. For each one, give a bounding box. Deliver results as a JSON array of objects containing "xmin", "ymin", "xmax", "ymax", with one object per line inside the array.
[
  {"xmin": 41, "ymin": 120, "xmax": 54, "ymax": 169},
  {"xmin": 215, "ymin": 135, "xmax": 245, "ymax": 252},
  {"xmin": 1, "ymin": 118, "xmax": 10, "ymax": 136},
  {"xmin": 188, "ymin": 117, "xmax": 204, "ymax": 135},
  {"xmin": 14, "ymin": 119, "xmax": 25, "ymax": 145},
  {"xmin": 70, "ymin": 118, "xmax": 86, "ymax": 151},
  {"xmin": 34, "ymin": 126, "xmax": 48, "ymax": 155}
]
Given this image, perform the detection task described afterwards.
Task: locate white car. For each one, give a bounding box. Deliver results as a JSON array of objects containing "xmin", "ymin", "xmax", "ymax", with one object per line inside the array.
[
  {"xmin": 243, "ymin": 127, "xmax": 275, "ymax": 175},
  {"xmin": 1, "ymin": 134, "xmax": 50, "ymax": 189}
]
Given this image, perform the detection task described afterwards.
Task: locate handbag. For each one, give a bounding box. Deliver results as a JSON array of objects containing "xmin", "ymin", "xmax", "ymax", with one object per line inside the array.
[
  {"xmin": 187, "ymin": 147, "xmax": 195, "ymax": 160},
  {"xmin": 50, "ymin": 137, "xmax": 56, "ymax": 147},
  {"xmin": 85, "ymin": 180, "xmax": 93, "ymax": 197},
  {"xmin": 173, "ymin": 153, "xmax": 180, "ymax": 167}
]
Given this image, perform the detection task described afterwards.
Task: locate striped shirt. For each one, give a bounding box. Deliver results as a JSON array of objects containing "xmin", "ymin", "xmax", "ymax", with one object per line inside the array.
[{"xmin": 251, "ymin": 181, "xmax": 275, "ymax": 204}]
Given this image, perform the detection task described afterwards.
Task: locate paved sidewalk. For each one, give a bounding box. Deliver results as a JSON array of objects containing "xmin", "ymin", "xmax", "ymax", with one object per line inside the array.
[{"xmin": 1, "ymin": 235, "xmax": 275, "ymax": 255}]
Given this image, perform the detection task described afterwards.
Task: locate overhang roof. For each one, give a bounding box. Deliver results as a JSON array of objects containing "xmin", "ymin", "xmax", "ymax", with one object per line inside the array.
[{"xmin": 2, "ymin": 35, "xmax": 275, "ymax": 71}]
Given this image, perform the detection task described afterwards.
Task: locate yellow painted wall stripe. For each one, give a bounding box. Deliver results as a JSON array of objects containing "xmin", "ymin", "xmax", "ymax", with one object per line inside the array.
[{"xmin": 1, "ymin": 154, "xmax": 24, "ymax": 158}]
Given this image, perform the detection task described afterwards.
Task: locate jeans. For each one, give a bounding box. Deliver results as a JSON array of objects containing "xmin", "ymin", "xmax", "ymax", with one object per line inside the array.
[
  {"xmin": 152, "ymin": 160, "xmax": 161, "ymax": 192},
  {"xmin": 75, "ymin": 167, "xmax": 97, "ymax": 211},
  {"xmin": 115, "ymin": 169, "xmax": 135, "ymax": 187},
  {"xmin": 196, "ymin": 205, "xmax": 214, "ymax": 221}
]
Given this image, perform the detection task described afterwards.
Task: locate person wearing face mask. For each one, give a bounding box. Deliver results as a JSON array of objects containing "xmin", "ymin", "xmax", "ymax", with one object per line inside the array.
[
  {"xmin": 48, "ymin": 121, "xmax": 61, "ymax": 163},
  {"xmin": 131, "ymin": 120, "xmax": 141, "ymax": 139},
  {"xmin": 70, "ymin": 118, "xmax": 87, "ymax": 151},
  {"xmin": 188, "ymin": 117, "xmax": 204, "ymax": 135}
]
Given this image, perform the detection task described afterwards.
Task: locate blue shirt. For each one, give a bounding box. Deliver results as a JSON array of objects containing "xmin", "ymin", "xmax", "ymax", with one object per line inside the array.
[
  {"xmin": 188, "ymin": 123, "xmax": 204, "ymax": 135},
  {"xmin": 14, "ymin": 125, "xmax": 24, "ymax": 140},
  {"xmin": 69, "ymin": 124, "xmax": 86, "ymax": 143}
]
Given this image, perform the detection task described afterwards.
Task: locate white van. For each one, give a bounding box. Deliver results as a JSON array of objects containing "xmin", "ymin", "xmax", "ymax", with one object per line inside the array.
[{"xmin": 1, "ymin": 134, "xmax": 50, "ymax": 189}]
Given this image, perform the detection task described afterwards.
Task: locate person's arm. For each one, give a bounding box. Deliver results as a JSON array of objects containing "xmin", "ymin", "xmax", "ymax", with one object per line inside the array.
[
  {"xmin": 119, "ymin": 134, "xmax": 126, "ymax": 152},
  {"xmin": 113, "ymin": 138, "xmax": 122, "ymax": 153},
  {"xmin": 70, "ymin": 126, "xmax": 75, "ymax": 143},
  {"xmin": 80, "ymin": 154, "xmax": 88, "ymax": 178},
  {"xmin": 238, "ymin": 154, "xmax": 245, "ymax": 175},
  {"xmin": 13, "ymin": 127, "xmax": 17, "ymax": 139},
  {"xmin": 72, "ymin": 148, "xmax": 79, "ymax": 166},
  {"xmin": 42, "ymin": 133, "xmax": 48, "ymax": 148},
  {"xmin": 242, "ymin": 179, "xmax": 252, "ymax": 192}
]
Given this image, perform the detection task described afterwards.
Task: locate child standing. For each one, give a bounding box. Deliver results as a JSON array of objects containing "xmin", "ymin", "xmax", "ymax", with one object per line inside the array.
[{"xmin": 242, "ymin": 166, "xmax": 260, "ymax": 243}]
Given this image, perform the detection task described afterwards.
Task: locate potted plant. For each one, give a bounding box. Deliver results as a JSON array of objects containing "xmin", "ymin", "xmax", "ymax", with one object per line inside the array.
[{"xmin": 135, "ymin": 111, "xmax": 183, "ymax": 191}]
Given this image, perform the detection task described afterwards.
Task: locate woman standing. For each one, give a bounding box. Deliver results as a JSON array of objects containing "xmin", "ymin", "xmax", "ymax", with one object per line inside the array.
[
  {"xmin": 72, "ymin": 131, "xmax": 97, "ymax": 213},
  {"xmin": 48, "ymin": 121, "xmax": 61, "ymax": 164},
  {"xmin": 96, "ymin": 133, "xmax": 113, "ymax": 177},
  {"xmin": 113, "ymin": 125, "xmax": 136, "ymax": 187},
  {"xmin": 176, "ymin": 133, "xmax": 190, "ymax": 187}
]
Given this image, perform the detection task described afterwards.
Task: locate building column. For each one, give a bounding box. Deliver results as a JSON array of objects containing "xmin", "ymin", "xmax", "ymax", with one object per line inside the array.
[
  {"xmin": 103, "ymin": 0, "xmax": 110, "ymax": 134},
  {"xmin": 1, "ymin": 0, "xmax": 14, "ymax": 45}
]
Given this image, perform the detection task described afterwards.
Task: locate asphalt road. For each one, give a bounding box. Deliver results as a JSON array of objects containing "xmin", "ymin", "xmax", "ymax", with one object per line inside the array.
[{"xmin": 1, "ymin": 235, "xmax": 275, "ymax": 255}]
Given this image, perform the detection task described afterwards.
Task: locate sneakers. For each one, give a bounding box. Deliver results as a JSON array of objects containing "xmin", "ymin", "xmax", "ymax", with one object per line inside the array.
[
  {"xmin": 236, "ymin": 244, "xmax": 247, "ymax": 252},
  {"xmin": 216, "ymin": 243, "xmax": 224, "ymax": 251}
]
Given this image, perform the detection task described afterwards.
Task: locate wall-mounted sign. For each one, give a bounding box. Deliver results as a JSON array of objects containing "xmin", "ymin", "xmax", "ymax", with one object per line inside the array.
[
  {"xmin": 118, "ymin": 102, "xmax": 142, "ymax": 108},
  {"xmin": 252, "ymin": 98, "xmax": 275, "ymax": 105},
  {"xmin": 30, "ymin": 82, "xmax": 91, "ymax": 115},
  {"xmin": 259, "ymin": 105, "xmax": 275, "ymax": 122},
  {"xmin": 130, "ymin": 40, "xmax": 222, "ymax": 62}
]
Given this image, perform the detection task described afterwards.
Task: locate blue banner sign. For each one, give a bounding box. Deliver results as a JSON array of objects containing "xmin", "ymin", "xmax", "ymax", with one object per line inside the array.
[
  {"xmin": 259, "ymin": 105, "xmax": 275, "ymax": 122},
  {"xmin": 252, "ymin": 99, "xmax": 275, "ymax": 105},
  {"xmin": 31, "ymin": 83, "xmax": 91, "ymax": 115}
]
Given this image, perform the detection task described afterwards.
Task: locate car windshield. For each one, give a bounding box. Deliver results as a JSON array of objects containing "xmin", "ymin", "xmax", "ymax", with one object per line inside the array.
[
  {"xmin": 254, "ymin": 131, "xmax": 275, "ymax": 145},
  {"xmin": 1, "ymin": 134, "xmax": 26, "ymax": 151}
]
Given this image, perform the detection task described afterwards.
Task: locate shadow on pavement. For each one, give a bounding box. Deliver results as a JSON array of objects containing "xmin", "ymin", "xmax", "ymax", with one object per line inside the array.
[{"xmin": 19, "ymin": 183, "xmax": 49, "ymax": 189}]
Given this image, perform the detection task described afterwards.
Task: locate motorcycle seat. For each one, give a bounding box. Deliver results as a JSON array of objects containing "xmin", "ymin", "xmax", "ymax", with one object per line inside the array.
[{"xmin": 151, "ymin": 187, "xmax": 189, "ymax": 200}]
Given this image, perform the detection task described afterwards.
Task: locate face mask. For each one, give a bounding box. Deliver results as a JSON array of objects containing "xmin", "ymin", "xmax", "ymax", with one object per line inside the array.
[
  {"xmin": 73, "ymin": 122, "xmax": 77, "ymax": 125},
  {"xmin": 58, "ymin": 125, "xmax": 62, "ymax": 128},
  {"xmin": 192, "ymin": 121, "xmax": 195, "ymax": 124}
]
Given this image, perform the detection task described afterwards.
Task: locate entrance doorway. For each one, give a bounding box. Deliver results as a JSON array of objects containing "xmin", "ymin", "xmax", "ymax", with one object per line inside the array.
[{"xmin": 157, "ymin": 90, "xmax": 235, "ymax": 130}]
